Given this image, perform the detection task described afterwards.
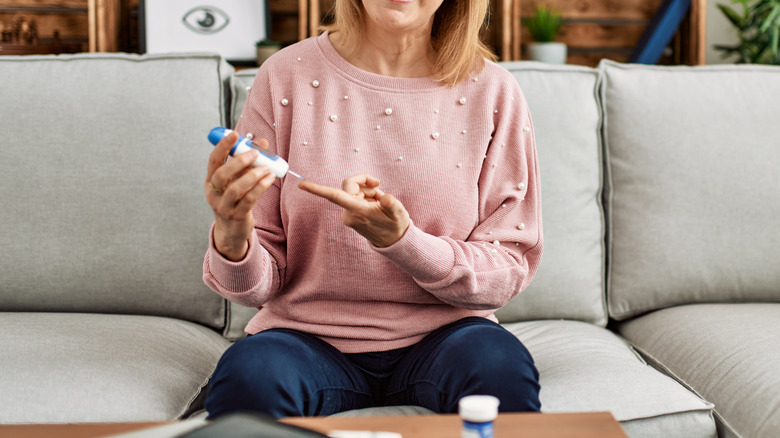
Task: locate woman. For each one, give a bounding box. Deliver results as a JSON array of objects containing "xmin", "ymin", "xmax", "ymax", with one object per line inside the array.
[{"xmin": 203, "ymin": 0, "xmax": 543, "ymax": 418}]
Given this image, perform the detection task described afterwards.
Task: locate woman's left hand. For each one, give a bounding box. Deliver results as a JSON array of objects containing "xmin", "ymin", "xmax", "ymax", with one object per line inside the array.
[{"xmin": 299, "ymin": 174, "xmax": 410, "ymax": 248}]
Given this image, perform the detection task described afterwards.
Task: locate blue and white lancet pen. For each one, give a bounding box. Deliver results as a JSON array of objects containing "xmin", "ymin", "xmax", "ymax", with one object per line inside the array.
[{"xmin": 208, "ymin": 127, "xmax": 304, "ymax": 180}]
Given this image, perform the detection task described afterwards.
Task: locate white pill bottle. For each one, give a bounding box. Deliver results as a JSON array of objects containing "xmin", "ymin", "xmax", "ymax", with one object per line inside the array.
[{"xmin": 459, "ymin": 395, "xmax": 500, "ymax": 438}]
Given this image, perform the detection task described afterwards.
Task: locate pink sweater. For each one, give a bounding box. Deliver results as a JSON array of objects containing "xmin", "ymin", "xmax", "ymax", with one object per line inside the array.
[{"xmin": 203, "ymin": 32, "xmax": 543, "ymax": 353}]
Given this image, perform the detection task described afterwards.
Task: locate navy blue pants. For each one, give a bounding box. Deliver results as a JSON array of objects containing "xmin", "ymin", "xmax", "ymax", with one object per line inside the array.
[{"xmin": 205, "ymin": 317, "xmax": 540, "ymax": 419}]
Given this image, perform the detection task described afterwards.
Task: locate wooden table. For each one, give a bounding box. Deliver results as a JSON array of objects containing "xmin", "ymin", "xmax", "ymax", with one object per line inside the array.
[
  {"xmin": 285, "ymin": 412, "xmax": 628, "ymax": 438},
  {"xmin": 0, "ymin": 412, "xmax": 628, "ymax": 438}
]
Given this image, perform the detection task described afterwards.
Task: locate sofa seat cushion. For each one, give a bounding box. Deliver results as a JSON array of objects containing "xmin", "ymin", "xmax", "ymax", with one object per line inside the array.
[
  {"xmin": 0, "ymin": 312, "xmax": 230, "ymax": 424},
  {"xmin": 617, "ymin": 304, "xmax": 780, "ymax": 438},
  {"xmin": 506, "ymin": 320, "xmax": 716, "ymax": 438}
]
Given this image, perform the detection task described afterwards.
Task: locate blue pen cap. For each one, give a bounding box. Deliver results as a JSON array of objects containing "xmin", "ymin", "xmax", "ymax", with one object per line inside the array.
[{"xmin": 207, "ymin": 127, "xmax": 232, "ymax": 146}]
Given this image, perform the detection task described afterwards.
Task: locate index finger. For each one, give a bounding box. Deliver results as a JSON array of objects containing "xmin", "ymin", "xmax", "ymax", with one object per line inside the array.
[
  {"xmin": 299, "ymin": 180, "xmax": 365, "ymax": 211},
  {"xmin": 206, "ymin": 131, "xmax": 238, "ymax": 181}
]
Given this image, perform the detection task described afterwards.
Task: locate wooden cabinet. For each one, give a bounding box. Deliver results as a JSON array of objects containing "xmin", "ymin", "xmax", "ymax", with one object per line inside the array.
[
  {"xmin": 0, "ymin": 0, "xmax": 123, "ymax": 55},
  {"xmin": 514, "ymin": 0, "xmax": 706, "ymax": 65},
  {"xmin": 0, "ymin": 0, "xmax": 89, "ymax": 55},
  {"xmin": 282, "ymin": 0, "xmax": 706, "ymax": 66}
]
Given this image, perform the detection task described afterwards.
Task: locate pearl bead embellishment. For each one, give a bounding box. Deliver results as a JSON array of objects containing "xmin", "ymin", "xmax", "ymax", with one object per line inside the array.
[
  {"xmin": 431, "ymin": 132, "xmax": 439, "ymax": 139},
  {"xmin": 312, "ymin": 80, "xmax": 320, "ymax": 87},
  {"xmin": 518, "ymin": 182, "xmax": 526, "ymax": 190},
  {"xmin": 246, "ymin": 133, "xmax": 254, "ymax": 139},
  {"xmin": 281, "ymin": 98, "xmax": 289, "ymax": 106},
  {"xmin": 308, "ymin": 101, "xmax": 313, "ymax": 106},
  {"xmin": 376, "ymin": 125, "xmax": 381, "ymax": 130},
  {"xmin": 517, "ymin": 223, "xmax": 526, "ymax": 230},
  {"xmin": 459, "ymin": 97, "xmax": 467, "ymax": 105},
  {"xmin": 493, "ymin": 240, "xmax": 500, "ymax": 246},
  {"xmin": 398, "ymin": 156, "xmax": 403, "ymax": 161},
  {"xmin": 330, "ymin": 114, "xmax": 338, "ymax": 122},
  {"xmin": 245, "ymin": 86, "xmax": 251, "ymax": 92},
  {"xmin": 344, "ymin": 96, "xmax": 349, "ymax": 100},
  {"xmin": 461, "ymin": 130, "xmax": 467, "ymax": 134},
  {"xmin": 523, "ymin": 126, "xmax": 530, "ymax": 133},
  {"xmin": 385, "ymin": 108, "xmax": 393, "ymax": 115},
  {"xmin": 457, "ymin": 163, "xmax": 462, "ymax": 168}
]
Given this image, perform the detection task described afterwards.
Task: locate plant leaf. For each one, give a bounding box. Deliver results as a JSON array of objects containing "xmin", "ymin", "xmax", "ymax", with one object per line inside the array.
[
  {"xmin": 718, "ymin": 3, "xmax": 745, "ymax": 27},
  {"xmin": 759, "ymin": 4, "xmax": 780, "ymax": 32}
]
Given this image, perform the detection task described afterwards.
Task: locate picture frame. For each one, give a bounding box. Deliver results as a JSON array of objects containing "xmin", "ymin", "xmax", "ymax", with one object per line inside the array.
[{"xmin": 139, "ymin": 0, "xmax": 269, "ymax": 62}]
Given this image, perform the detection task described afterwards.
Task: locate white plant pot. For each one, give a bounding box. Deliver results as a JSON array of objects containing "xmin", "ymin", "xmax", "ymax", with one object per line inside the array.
[{"xmin": 527, "ymin": 42, "xmax": 567, "ymax": 64}]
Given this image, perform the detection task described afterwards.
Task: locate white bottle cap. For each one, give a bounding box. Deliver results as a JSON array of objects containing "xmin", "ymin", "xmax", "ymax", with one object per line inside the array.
[{"xmin": 458, "ymin": 395, "xmax": 500, "ymax": 423}]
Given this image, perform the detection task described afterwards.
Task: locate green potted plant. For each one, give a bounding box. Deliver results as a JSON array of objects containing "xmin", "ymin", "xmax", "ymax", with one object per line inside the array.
[
  {"xmin": 715, "ymin": 0, "xmax": 780, "ymax": 64},
  {"xmin": 256, "ymin": 38, "xmax": 281, "ymax": 66},
  {"xmin": 524, "ymin": 4, "xmax": 567, "ymax": 64}
]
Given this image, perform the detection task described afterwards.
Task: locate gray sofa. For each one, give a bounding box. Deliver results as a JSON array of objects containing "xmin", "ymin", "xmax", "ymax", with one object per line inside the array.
[{"xmin": 0, "ymin": 53, "xmax": 777, "ymax": 438}]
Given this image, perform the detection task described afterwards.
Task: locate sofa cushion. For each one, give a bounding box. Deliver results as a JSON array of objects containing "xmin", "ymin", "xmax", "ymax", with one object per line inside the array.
[
  {"xmin": 0, "ymin": 53, "xmax": 232, "ymax": 329},
  {"xmin": 496, "ymin": 62, "xmax": 606, "ymax": 326},
  {"xmin": 617, "ymin": 304, "xmax": 780, "ymax": 438},
  {"xmin": 0, "ymin": 312, "xmax": 230, "ymax": 423},
  {"xmin": 226, "ymin": 62, "xmax": 607, "ymax": 336},
  {"xmin": 601, "ymin": 60, "xmax": 780, "ymax": 320},
  {"xmin": 506, "ymin": 320, "xmax": 716, "ymax": 438}
]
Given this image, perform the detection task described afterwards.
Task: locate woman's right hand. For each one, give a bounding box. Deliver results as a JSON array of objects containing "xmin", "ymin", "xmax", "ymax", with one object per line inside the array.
[{"xmin": 205, "ymin": 131, "xmax": 277, "ymax": 261}]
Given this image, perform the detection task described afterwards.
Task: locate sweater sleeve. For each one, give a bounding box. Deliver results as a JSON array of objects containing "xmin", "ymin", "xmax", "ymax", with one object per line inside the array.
[
  {"xmin": 202, "ymin": 66, "xmax": 288, "ymax": 308},
  {"xmin": 373, "ymin": 80, "xmax": 543, "ymax": 310}
]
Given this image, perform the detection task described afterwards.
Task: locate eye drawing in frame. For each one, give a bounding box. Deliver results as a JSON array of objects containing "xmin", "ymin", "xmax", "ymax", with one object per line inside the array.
[{"xmin": 140, "ymin": 0, "xmax": 269, "ymax": 62}]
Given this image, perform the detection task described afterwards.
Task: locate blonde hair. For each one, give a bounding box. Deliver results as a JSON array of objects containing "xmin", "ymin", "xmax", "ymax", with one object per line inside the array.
[{"xmin": 323, "ymin": 0, "xmax": 496, "ymax": 87}]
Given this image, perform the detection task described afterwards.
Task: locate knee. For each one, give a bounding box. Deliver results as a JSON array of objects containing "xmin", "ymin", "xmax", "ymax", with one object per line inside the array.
[
  {"xmin": 205, "ymin": 331, "xmax": 310, "ymax": 418},
  {"xmin": 439, "ymin": 322, "xmax": 541, "ymax": 412}
]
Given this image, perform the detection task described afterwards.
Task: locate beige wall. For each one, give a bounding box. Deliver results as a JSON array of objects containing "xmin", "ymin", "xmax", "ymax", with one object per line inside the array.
[{"xmin": 706, "ymin": 0, "xmax": 740, "ymax": 64}]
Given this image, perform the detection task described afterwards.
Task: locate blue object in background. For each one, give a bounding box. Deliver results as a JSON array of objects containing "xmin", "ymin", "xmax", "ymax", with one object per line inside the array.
[{"xmin": 629, "ymin": 0, "xmax": 692, "ymax": 64}]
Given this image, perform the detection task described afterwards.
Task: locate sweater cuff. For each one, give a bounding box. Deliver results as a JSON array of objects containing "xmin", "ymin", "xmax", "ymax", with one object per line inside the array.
[
  {"xmin": 371, "ymin": 222, "xmax": 455, "ymax": 284},
  {"xmin": 206, "ymin": 224, "xmax": 266, "ymax": 293}
]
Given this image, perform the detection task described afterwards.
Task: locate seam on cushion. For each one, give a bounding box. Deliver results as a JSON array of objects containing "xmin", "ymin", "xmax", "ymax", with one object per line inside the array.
[
  {"xmin": 618, "ymin": 409, "xmax": 717, "ymax": 437},
  {"xmin": 221, "ymin": 299, "xmax": 234, "ymax": 339},
  {"xmin": 593, "ymin": 63, "xmax": 609, "ymax": 327},
  {"xmin": 628, "ymin": 344, "xmax": 713, "ymax": 408},
  {"xmin": 597, "ymin": 60, "xmax": 619, "ymax": 322},
  {"xmin": 178, "ymin": 376, "xmax": 211, "ymax": 420}
]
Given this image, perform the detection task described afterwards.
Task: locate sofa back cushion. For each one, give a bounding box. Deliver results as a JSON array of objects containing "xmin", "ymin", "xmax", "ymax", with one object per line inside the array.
[
  {"xmin": 496, "ymin": 62, "xmax": 607, "ymax": 326},
  {"xmin": 0, "ymin": 53, "xmax": 232, "ymax": 329},
  {"xmin": 602, "ymin": 60, "xmax": 780, "ymax": 320}
]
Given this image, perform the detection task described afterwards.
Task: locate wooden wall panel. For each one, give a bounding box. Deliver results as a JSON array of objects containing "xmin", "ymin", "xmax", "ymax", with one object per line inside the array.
[
  {"xmin": 520, "ymin": 0, "xmax": 663, "ymax": 20},
  {"xmin": 523, "ymin": 22, "xmax": 647, "ymax": 49},
  {"xmin": 0, "ymin": 0, "xmax": 86, "ymax": 8}
]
